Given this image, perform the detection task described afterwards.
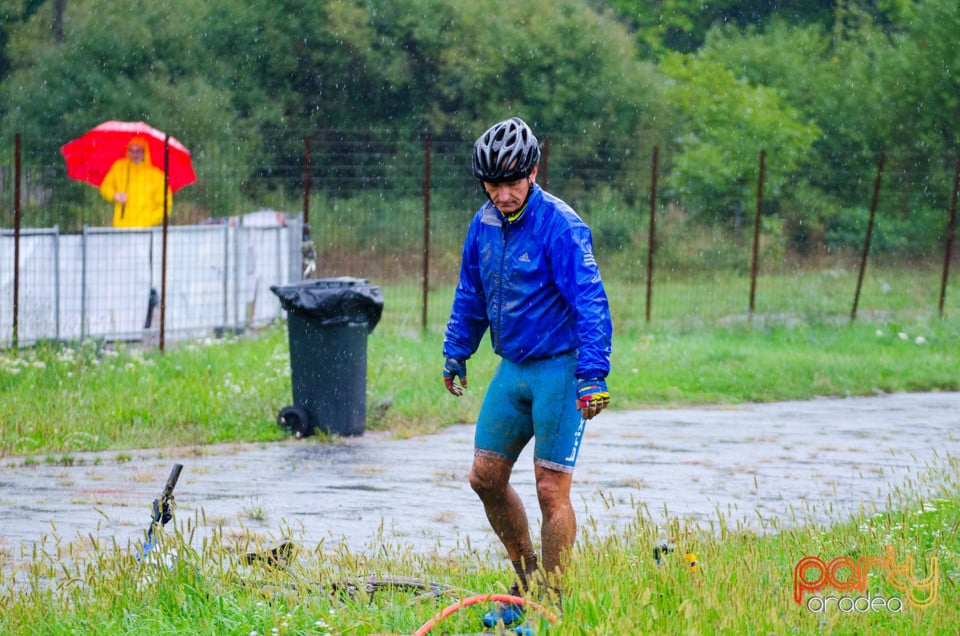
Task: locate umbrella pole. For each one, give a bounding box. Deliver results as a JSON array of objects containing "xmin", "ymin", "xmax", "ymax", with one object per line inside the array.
[{"xmin": 122, "ymin": 160, "xmax": 130, "ymax": 220}]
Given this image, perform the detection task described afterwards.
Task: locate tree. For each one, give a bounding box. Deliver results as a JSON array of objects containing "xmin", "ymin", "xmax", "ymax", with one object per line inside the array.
[
  {"xmin": 1, "ymin": 0, "xmax": 670, "ymax": 220},
  {"xmin": 0, "ymin": 0, "xmax": 257, "ymax": 221},
  {"xmin": 608, "ymin": 0, "xmax": 807, "ymax": 56},
  {"xmin": 0, "ymin": 0, "xmax": 49, "ymax": 86},
  {"xmin": 697, "ymin": 4, "xmax": 959, "ymax": 252},
  {"xmin": 659, "ymin": 51, "xmax": 819, "ymax": 224}
]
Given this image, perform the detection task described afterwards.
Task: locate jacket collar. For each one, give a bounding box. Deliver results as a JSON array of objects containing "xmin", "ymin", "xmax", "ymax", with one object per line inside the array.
[{"xmin": 499, "ymin": 183, "xmax": 542, "ymax": 227}]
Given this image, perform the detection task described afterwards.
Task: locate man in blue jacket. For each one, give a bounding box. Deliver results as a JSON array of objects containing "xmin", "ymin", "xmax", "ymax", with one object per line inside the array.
[{"xmin": 443, "ymin": 116, "xmax": 612, "ymax": 629}]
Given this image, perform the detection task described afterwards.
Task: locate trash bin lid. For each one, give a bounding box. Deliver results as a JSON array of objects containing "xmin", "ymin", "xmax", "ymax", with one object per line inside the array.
[{"xmin": 271, "ymin": 277, "xmax": 383, "ymax": 330}]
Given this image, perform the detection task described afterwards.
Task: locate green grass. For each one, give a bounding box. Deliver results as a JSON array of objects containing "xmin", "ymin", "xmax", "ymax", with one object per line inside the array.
[
  {"xmin": 0, "ymin": 335, "xmax": 292, "ymax": 455},
  {"xmin": 0, "ymin": 271, "xmax": 958, "ymax": 633},
  {"xmin": 1, "ymin": 292, "xmax": 956, "ymax": 455},
  {"xmin": 0, "ymin": 455, "xmax": 956, "ymax": 634}
]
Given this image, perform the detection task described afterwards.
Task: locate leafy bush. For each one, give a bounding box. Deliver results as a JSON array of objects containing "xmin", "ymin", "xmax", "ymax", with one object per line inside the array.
[{"xmin": 825, "ymin": 205, "xmax": 949, "ymax": 257}]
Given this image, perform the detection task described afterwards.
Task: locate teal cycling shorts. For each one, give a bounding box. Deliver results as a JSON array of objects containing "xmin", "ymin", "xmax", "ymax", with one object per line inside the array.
[{"xmin": 475, "ymin": 352, "xmax": 585, "ymax": 473}]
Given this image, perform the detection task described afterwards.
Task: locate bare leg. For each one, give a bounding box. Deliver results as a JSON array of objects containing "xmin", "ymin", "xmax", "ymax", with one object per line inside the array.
[
  {"xmin": 470, "ymin": 454, "xmax": 536, "ymax": 563},
  {"xmin": 535, "ymin": 465, "xmax": 575, "ymax": 582}
]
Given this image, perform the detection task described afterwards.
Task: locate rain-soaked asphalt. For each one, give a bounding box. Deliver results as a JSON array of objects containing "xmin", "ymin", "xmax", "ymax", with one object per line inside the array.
[{"xmin": 1, "ymin": 392, "xmax": 958, "ymax": 566}]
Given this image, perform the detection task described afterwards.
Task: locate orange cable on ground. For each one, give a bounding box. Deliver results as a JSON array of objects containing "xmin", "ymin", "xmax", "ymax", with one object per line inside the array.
[{"xmin": 411, "ymin": 593, "xmax": 559, "ymax": 635}]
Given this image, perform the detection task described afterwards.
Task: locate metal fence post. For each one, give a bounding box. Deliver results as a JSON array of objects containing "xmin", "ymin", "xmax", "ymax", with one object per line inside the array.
[
  {"xmin": 80, "ymin": 226, "xmax": 88, "ymax": 339},
  {"xmin": 275, "ymin": 224, "xmax": 282, "ymax": 322},
  {"xmin": 422, "ymin": 135, "xmax": 431, "ymax": 331},
  {"xmin": 54, "ymin": 225, "xmax": 61, "ymax": 341},
  {"xmin": 303, "ymin": 135, "xmax": 312, "ymax": 252},
  {"xmin": 221, "ymin": 223, "xmax": 229, "ymax": 329},
  {"xmin": 233, "ymin": 223, "xmax": 241, "ymax": 332},
  {"xmin": 541, "ymin": 138, "xmax": 550, "ymax": 191},
  {"xmin": 159, "ymin": 136, "xmax": 171, "ymax": 352},
  {"xmin": 851, "ymin": 153, "xmax": 885, "ymax": 321},
  {"xmin": 13, "ymin": 133, "xmax": 21, "ymax": 348},
  {"xmin": 749, "ymin": 150, "xmax": 766, "ymax": 318},
  {"xmin": 645, "ymin": 146, "xmax": 658, "ymax": 323},
  {"xmin": 940, "ymin": 153, "xmax": 960, "ymax": 318}
]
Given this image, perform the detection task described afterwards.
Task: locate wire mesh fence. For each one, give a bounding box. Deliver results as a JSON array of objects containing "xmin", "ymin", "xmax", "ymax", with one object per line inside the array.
[{"xmin": 1, "ymin": 127, "xmax": 957, "ymax": 349}]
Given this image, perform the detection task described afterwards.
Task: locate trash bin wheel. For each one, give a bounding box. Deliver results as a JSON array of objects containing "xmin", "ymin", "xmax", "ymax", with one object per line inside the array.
[{"xmin": 278, "ymin": 406, "xmax": 312, "ymax": 438}]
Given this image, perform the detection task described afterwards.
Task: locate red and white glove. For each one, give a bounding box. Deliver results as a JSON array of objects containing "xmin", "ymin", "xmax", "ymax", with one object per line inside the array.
[{"xmin": 443, "ymin": 358, "xmax": 467, "ymax": 396}]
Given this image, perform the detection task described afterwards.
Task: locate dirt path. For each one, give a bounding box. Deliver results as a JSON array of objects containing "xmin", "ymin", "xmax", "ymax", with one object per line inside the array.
[{"xmin": 1, "ymin": 392, "xmax": 957, "ymax": 564}]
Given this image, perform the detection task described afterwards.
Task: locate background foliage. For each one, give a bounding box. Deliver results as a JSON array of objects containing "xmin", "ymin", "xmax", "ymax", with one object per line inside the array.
[{"xmin": 0, "ymin": 0, "xmax": 957, "ymax": 257}]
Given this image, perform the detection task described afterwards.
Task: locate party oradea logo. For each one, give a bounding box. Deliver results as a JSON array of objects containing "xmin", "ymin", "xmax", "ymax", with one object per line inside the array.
[{"xmin": 794, "ymin": 545, "xmax": 938, "ymax": 613}]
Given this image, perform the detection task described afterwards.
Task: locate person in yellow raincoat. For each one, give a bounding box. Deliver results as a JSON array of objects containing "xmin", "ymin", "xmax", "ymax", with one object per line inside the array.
[{"xmin": 99, "ymin": 137, "xmax": 172, "ymax": 228}]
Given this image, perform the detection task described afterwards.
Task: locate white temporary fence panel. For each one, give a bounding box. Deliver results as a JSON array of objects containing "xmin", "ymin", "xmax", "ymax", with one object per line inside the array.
[
  {"xmin": 0, "ymin": 227, "xmax": 62, "ymax": 344},
  {"xmin": 1, "ymin": 217, "xmax": 301, "ymax": 348}
]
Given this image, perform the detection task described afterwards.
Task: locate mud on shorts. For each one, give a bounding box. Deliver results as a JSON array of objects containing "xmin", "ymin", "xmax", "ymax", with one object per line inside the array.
[{"xmin": 474, "ymin": 351, "xmax": 585, "ymax": 473}]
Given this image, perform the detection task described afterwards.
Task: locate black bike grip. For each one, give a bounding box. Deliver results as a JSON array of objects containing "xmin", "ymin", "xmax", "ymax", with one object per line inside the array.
[{"xmin": 161, "ymin": 463, "xmax": 183, "ymax": 500}]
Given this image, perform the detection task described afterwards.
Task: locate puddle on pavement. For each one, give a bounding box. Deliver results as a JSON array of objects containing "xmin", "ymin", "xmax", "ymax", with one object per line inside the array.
[{"xmin": 1, "ymin": 392, "xmax": 958, "ymax": 571}]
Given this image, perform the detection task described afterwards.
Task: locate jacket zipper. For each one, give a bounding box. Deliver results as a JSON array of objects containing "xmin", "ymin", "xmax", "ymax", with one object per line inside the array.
[{"xmin": 494, "ymin": 221, "xmax": 508, "ymax": 354}]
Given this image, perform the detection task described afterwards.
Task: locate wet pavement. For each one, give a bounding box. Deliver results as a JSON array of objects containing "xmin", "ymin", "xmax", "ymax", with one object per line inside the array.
[{"xmin": 1, "ymin": 392, "xmax": 958, "ymax": 566}]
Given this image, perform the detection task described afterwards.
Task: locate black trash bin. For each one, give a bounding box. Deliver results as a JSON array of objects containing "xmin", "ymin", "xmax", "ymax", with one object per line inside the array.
[{"xmin": 271, "ymin": 277, "xmax": 383, "ymax": 437}]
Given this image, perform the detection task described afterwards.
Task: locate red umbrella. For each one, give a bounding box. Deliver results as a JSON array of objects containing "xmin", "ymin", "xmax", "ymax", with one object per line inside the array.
[{"xmin": 60, "ymin": 120, "xmax": 197, "ymax": 192}]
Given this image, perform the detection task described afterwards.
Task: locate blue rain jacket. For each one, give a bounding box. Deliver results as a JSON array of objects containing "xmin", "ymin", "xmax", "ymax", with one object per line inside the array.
[{"xmin": 443, "ymin": 184, "xmax": 612, "ymax": 380}]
